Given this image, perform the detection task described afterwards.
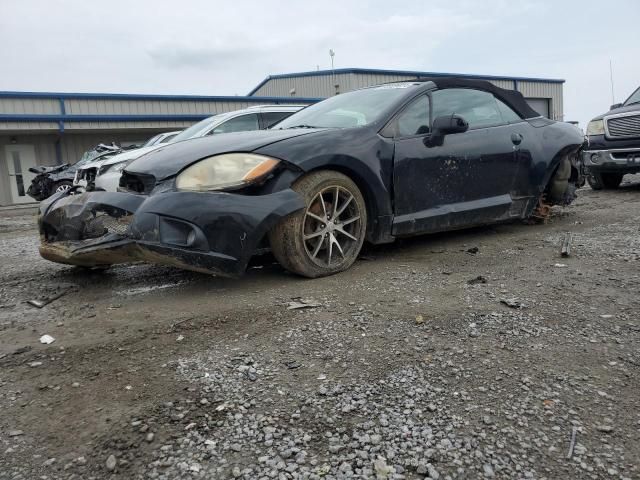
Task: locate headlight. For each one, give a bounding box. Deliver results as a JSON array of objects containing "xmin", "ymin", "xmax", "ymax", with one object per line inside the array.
[
  {"xmin": 586, "ymin": 119, "xmax": 604, "ymax": 136},
  {"xmin": 176, "ymin": 153, "xmax": 280, "ymax": 192}
]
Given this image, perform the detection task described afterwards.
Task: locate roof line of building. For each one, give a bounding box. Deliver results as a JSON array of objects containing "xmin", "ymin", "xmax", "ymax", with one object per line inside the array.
[
  {"xmin": 0, "ymin": 114, "xmax": 216, "ymax": 123},
  {"xmin": 0, "ymin": 91, "xmax": 321, "ymax": 102},
  {"xmin": 248, "ymin": 67, "xmax": 566, "ymax": 95}
]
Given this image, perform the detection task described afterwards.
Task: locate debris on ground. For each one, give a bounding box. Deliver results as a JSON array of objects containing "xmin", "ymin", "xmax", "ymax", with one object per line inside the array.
[
  {"xmin": 561, "ymin": 232, "xmax": 573, "ymax": 257},
  {"xmin": 27, "ymin": 290, "xmax": 70, "ymax": 308},
  {"xmin": 105, "ymin": 454, "xmax": 117, "ymax": 471},
  {"xmin": 39, "ymin": 334, "xmax": 55, "ymax": 344},
  {"xmin": 500, "ymin": 298, "xmax": 525, "ymax": 309},
  {"xmin": 287, "ymin": 298, "xmax": 322, "ymax": 310},
  {"xmin": 466, "ymin": 246, "xmax": 479, "ymax": 254},
  {"xmin": 566, "ymin": 426, "xmax": 578, "ymax": 459},
  {"xmin": 415, "ymin": 314, "xmax": 424, "ymax": 324},
  {"xmin": 554, "ymin": 263, "xmax": 567, "ymax": 268},
  {"xmin": 468, "ymin": 275, "xmax": 488, "ymax": 285}
]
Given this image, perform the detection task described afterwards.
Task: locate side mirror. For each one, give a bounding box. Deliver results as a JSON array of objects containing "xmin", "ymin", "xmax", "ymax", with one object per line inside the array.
[
  {"xmin": 610, "ymin": 103, "xmax": 623, "ymax": 111},
  {"xmin": 425, "ymin": 114, "xmax": 469, "ymax": 147}
]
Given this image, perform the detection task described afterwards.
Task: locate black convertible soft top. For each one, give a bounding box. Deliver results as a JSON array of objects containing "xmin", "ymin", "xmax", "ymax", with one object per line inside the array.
[{"xmin": 414, "ymin": 77, "xmax": 542, "ymax": 119}]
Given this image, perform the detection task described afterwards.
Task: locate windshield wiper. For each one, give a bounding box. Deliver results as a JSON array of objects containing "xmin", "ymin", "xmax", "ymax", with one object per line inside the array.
[
  {"xmin": 284, "ymin": 124, "xmax": 317, "ymax": 129},
  {"xmin": 625, "ymin": 100, "xmax": 640, "ymax": 107}
]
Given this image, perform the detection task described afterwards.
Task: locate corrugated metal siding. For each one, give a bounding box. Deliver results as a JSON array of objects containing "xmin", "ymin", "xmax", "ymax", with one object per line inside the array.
[
  {"xmin": 0, "ymin": 139, "xmax": 11, "ymax": 206},
  {"xmin": 0, "ymin": 98, "xmax": 312, "ymax": 132},
  {"xmin": 252, "ymin": 73, "xmax": 563, "ymax": 119},
  {"xmin": 63, "ymin": 120, "xmax": 195, "ymax": 131},
  {"xmin": 0, "ymin": 121, "xmax": 59, "ymax": 132},
  {"xmin": 63, "ymin": 98, "xmax": 311, "ymax": 115},
  {"xmin": 253, "ymin": 73, "xmax": 354, "ymax": 97},
  {"xmin": 63, "ymin": 98, "xmax": 270, "ymax": 116},
  {"xmin": 517, "ymin": 81, "xmax": 563, "ymax": 120},
  {"xmin": 0, "ymin": 98, "xmax": 60, "ymax": 114}
]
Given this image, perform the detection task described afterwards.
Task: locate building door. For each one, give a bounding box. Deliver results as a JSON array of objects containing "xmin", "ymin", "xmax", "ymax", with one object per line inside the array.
[
  {"xmin": 525, "ymin": 98, "xmax": 550, "ymax": 118},
  {"xmin": 5, "ymin": 145, "xmax": 38, "ymax": 204}
]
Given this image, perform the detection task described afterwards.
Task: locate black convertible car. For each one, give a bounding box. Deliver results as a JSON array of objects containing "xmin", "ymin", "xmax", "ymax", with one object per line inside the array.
[{"xmin": 38, "ymin": 78, "xmax": 584, "ymax": 278}]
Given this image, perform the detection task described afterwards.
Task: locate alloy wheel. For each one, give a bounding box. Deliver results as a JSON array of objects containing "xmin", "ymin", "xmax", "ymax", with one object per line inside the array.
[
  {"xmin": 302, "ymin": 185, "xmax": 362, "ymax": 267},
  {"xmin": 56, "ymin": 184, "xmax": 72, "ymax": 192}
]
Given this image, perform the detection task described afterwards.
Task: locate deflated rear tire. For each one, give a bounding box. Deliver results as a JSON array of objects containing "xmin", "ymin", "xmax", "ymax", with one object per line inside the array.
[{"xmin": 269, "ymin": 170, "xmax": 367, "ymax": 278}]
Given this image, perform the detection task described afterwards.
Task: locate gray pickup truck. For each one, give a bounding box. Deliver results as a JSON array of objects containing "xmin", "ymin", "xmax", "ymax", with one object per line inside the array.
[{"xmin": 583, "ymin": 86, "xmax": 640, "ymax": 189}]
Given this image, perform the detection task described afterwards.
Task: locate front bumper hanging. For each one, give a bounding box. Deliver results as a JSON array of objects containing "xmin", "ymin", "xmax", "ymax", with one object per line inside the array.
[{"xmin": 38, "ymin": 189, "xmax": 304, "ymax": 277}]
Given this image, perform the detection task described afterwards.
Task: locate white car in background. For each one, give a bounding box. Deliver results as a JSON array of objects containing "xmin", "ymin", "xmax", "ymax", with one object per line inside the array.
[
  {"xmin": 75, "ymin": 105, "xmax": 304, "ymax": 192},
  {"xmin": 142, "ymin": 130, "xmax": 182, "ymax": 147}
]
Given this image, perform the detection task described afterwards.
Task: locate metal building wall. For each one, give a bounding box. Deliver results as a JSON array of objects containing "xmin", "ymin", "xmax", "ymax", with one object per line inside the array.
[
  {"xmin": 251, "ymin": 72, "xmax": 565, "ymax": 120},
  {"xmin": 0, "ymin": 95, "xmax": 314, "ymax": 133}
]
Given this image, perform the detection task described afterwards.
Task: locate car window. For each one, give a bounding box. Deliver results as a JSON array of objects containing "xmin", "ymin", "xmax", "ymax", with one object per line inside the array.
[
  {"xmin": 263, "ymin": 111, "xmax": 294, "ymax": 129},
  {"xmin": 495, "ymin": 99, "xmax": 522, "ymax": 123},
  {"xmin": 395, "ymin": 95, "xmax": 430, "ymax": 137},
  {"xmin": 160, "ymin": 133, "xmax": 178, "ymax": 143},
  {"xmin": 275, "ymin": 85, "xmax": 414, "ymax": 129},
  {"xmin": 210, "ymin": 114, "xmax": 260, "ymax": 134},
  {"xmin": 432, "ymin": 88, "xmax": 504, "ymax": 129}
]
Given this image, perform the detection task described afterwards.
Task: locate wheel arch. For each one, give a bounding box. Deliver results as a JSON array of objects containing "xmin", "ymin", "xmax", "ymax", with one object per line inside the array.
[{"xmin": 296, "ymin": 159, "xmax": 394, "ymax": 244}]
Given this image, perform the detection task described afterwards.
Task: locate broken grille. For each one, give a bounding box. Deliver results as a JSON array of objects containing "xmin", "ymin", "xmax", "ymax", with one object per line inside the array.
[{"xmin": 83, "ymin": 213, "xmax": 132, "ymax": 239}]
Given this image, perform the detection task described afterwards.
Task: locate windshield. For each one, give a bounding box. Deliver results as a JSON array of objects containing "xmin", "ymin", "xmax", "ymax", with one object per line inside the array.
[
  {"xmin": 624, "ymin": 86, "xmax": 640, "ymax": 106},
  {"xmin": 143, "ymin": 134, "xmax": 162, "ymax": 147},
  {"xmin": 171, "ymin": 114, "xmax": 226, "ymax": 142},
  {"xmin": 275, "ymin": 86, "xmax": 414, "ymax": 129}
]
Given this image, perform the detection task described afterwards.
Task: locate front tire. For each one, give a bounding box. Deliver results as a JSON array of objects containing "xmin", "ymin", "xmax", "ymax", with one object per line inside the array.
[
  {"xmin": 587, "ymin": 172, "xmax": 623, "ymax": 190},
  {"xmin": 269, "ymin": 171, "xmax": 367, "ymax": 278},
  {"xmin": 54, "ymin": 180, "xmax": 73, "ymax": 193}
]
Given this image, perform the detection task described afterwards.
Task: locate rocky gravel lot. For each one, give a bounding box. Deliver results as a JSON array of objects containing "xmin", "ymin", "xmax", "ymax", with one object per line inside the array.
[{"xmin": 1, "ymin": 179, "xmax": 639, "ymax": 480}]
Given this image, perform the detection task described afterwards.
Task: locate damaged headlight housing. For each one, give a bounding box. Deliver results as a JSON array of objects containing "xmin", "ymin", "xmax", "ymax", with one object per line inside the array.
[
  {"xmin": 98, "ymin": 161, "xmax": 127, "ymax": 176},
  {"xmin": 176, "ymin": 153, "xmax": 280, "ymax": 192},
  {"xmin": 586, "ymin": 119, "xmax": 604, "ymax": 136}
]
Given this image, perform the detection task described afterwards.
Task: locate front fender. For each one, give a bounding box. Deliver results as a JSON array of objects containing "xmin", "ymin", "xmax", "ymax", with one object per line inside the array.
[{"xmin": 256, "ymin": 130, "xmax": 395, "ymax": 244}]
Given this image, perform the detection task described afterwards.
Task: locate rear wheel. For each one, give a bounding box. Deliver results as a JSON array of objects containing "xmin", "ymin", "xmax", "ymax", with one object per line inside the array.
[
  {"xmin": 269, "ymin": 171, "xmax": 367, "ymax": 278},
  {"xmin": 587, "ymin": 173, "xmax": 623, "ymax": 190}
]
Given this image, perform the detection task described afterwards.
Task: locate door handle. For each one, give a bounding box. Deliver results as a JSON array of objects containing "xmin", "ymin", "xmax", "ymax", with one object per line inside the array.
[{"xmin": 511, "ymin": 133, "xmax": 523, "ymax": 145}]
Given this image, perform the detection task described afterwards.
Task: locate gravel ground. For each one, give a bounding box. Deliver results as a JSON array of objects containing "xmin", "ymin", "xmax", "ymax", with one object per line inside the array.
[{"xmin": 1, "ymin": 179, "xmax": 639, "ymax": 479}]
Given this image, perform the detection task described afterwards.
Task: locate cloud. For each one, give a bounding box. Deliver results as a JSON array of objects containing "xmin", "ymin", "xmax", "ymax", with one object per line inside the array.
[{"xmin": 148, "ymin": 45, "xmax": 264, "ymax": 70}]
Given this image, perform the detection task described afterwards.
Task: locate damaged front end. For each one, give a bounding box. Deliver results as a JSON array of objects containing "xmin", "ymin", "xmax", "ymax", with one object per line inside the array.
[{"xmin": 38, "ymin": 188, "xmax": 304, "ymax": 277}]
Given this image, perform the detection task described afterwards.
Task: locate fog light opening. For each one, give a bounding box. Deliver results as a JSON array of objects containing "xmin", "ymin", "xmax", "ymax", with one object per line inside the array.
[{"xmin": 590, "ymin": 153, "xmax": 600, "ymax": 164}]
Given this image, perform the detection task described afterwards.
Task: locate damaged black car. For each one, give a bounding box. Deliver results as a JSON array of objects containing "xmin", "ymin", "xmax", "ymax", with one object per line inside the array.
[{"xmin": 38, "ymin": 78, "xmax": 585, "ymax": 278}]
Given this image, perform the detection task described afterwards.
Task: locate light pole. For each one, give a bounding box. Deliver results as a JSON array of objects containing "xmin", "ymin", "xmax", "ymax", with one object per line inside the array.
[{"xmin": 329, "ymin": 49, "xmax": 337, "ymax": 95}]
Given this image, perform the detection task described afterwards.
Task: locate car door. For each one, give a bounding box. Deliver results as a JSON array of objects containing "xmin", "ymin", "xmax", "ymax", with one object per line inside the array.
[{"xmin": 391, "ymin": 88, "xmax": 520, "ymax": 236}]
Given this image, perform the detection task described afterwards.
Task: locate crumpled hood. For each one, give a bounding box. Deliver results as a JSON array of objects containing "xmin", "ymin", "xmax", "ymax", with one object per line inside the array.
[
  {"xmin": 99, "ymin": 145, "xmax": 163, "ymax": 167},
  {"xmin": 125, "ymin": 129, "xmax": 322, "ymax": 180}
]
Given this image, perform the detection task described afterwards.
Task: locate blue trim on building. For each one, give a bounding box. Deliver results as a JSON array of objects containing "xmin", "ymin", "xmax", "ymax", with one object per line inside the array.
[
  {"xmin": 0, "ymin": 113, "xmax": 216, "ymax": 123},
  {"xmin": 248, "ymin": 67, "xmax": 565, "ymax": 96},
  {"xmin": 0, "ymin": 91, "xmax": 321, "ymax": 103}
]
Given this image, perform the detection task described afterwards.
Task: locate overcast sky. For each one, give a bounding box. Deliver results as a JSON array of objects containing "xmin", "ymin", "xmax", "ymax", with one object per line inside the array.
[{"xmin": 1, "ymin": 0, "xmax": 638, "ymax": 127}]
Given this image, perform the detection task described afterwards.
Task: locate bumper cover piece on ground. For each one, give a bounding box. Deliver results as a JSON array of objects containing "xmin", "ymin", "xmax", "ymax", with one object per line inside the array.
[{"xmin": 38, "ymin": 189, "xmax": 304, "ymax": 277}]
